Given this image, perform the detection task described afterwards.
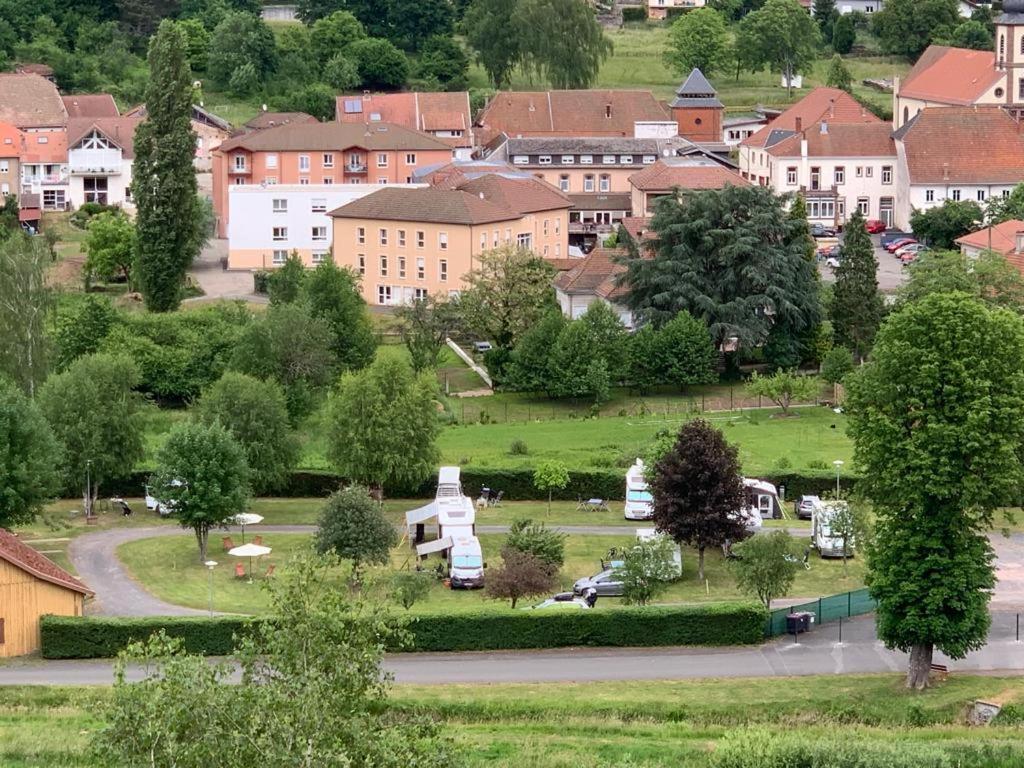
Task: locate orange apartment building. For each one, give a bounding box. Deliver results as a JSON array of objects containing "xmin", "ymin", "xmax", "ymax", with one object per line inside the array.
[
  {"xmin": 328, "ymin": 173, "xmax": 571, "ymax": 305},
  {"xmin": 212, "ymin": 121, "xmax": 454, "ymax": 237}
]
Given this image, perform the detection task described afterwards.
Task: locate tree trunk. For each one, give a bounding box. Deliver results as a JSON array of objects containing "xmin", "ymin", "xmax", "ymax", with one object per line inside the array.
[
  {"xmin": 697, "ymin": 545, "xmax": 705, "ymax": 583},
  {"xmin": 510, "ymin": 596, "xmax": 518, "ymax": 609},
  {"xmin": 196, "ymin": 526, "xmax": 208, "ymax": 565},
  {"xmin": 547, "ymin": 489, "xmax": 552, "ymax": 515},
  {"xmin": 907, "ymin": 643, "xmax": 933, "ymax": 690}
]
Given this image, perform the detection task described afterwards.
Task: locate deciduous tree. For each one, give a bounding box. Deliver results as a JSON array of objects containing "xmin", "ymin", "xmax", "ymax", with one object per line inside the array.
[
  {"xmin": 825, "ymin": 53, "xmax": 851, "ymax": 92},
  {"xmin": 651, "ymin": 419, "xmax": 747, "ymax": 582},
  {"xmin": 386, "ymin": 0, "xmax": 453, "ymax": 51},
  {"xmin": 664, "ymin": 7, "xmax": 730, "ymax": 77},
  {"xmin": 846, "ymin": 292, "xmax": 1024, "ymax": 689},
  {"xmin": 505, "ymin": 517, "xmax": 567, "ymax": 568},
  {"xmin": 746, "ymin": 370, "xmax": 820, "ymax": 416},
  {"xmin": 730, "ymin": 529, "xmax": 800, "ymax": 609},
  {"xmin": 416, "ymin": 35, "xmax": 469, "ymax": 90},
  {"xmin": 348, "ymin": 37, "xmax": 409, "ymax": 89},
  {"xmin": 325, "ymin": 354, "xmax": 440, "ymax": 497},
  {"xmin": 152, "ymin": 420, "xmax": 250, "ymax": 563},
  {"xmin": 484, "ymin": 548, "xmax": 556, "ymax": 608},
  {"xmin": 396, "ymin": 295, "xmax": 462, "ymax": 372},
  {"xmin": 514, "ymin": 0, "xmax": 612, "ymax": 89},
  {"xmin": 655, "ymin": 311, "xmax": 717, "ymax": 390},
  {"xmin": 506, "ymin": 311, "xmax": 564, "ymax": 394},
  {"xmin": 303, "ymin": 259, "xmax": 376, "ymax": 371},
  {"xmin": 531, "ymin": 462, "xmax": 570, "ymax": 515},
  {"xmin": 266, "ymin": 252, "xmax": 306, "ymax": 305},
  {"xmin": 134, "ymin": 20, "xmax": 201, "ymax": 312},
  {"xmin": 38, "ymin": 353, "xmax": 145, "ymax": 517},
  {"xmin": 620, "ymin": 536, "xmax": 678, "ymax": 605},
  {"xmin": 737, "ymin": 0, "xmax": 821, "ymax": 97},
  {"xmin": 207, "ymin": 11, "xmax": 278, "ymax": 89},
  {"xmin": 195, "ymin": 372, "xmax": 299, "ymax": 494},
  {"xmin": 462, "ymin": 0, "xmax": 520, "ymax": 88},
  {"xmin": 898, "ymin": 250, "xmax": 1024, "ymax": 312},
  {"xmin": 909, "ymin": 199, "xmax": 983, "ymax": 250},
  {"xmin": 0, "ymin": 234, "xmax": 52, "ymax": 395},
  {"xmin": 830, "ymin": 211, "xmax": 882, "ymax": 361},
  {"xmin": 84, "ymin": 211, "xmax": 137, "ymax": 286},
  {"xmin": 949, "ymin": 19, "xmax": 992, "ymax": 51},
  {"xmin": 0, "ymin": 378, "xmax": 61, "ymax": 528},
  {"xmin": 872, "ymin": 0, "xmax": 960, "ymax": 59},
  {"xmin": 314, "ymin": 484, "xmax": 398, "ymax": 576},
  {"xmin": 309, "ymin": 10, "xmax": 365, "ymax": 62}
]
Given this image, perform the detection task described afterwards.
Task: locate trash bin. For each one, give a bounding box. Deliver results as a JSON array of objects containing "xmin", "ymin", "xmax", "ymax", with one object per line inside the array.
[{"xmin": 786, "ymin": 611, "xmax": 814, "ymax": 634}]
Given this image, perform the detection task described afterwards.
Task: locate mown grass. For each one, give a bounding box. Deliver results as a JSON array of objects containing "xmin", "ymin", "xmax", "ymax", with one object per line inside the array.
[{"xmin": 2, "ymin": 677, "xmax": 1024, "ymax": 767}]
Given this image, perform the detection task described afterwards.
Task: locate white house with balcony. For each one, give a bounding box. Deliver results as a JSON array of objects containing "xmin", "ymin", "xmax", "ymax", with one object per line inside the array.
[{"xmin": 66, "ymin": 117, "xmax": 141, "ymax": 210}]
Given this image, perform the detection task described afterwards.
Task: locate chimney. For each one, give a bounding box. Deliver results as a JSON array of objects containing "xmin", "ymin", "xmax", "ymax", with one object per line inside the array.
[
  {"xmin": 795, "ymin": 117, "xmax": 803, "ymax": 133},
  {"xmin": 820, "ymin": 121, "xmax": 828, "ymax": 135},
  {"xmin": 829, "ymin": 98, "xmax": 835, "ymax": 118},
  {"xmin": 605, "ymin": 104, "xmax": 612, "ymax": 119}
]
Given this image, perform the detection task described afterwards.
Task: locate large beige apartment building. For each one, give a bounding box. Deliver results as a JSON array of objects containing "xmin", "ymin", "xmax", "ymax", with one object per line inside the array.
[{"xmin": 328, "ymin": 173, "xmax": 571, "ymax": 306}]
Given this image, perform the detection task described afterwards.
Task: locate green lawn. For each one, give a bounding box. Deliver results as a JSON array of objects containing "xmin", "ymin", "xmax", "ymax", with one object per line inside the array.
[
  {"xmin": 3, "ymin": 677, "xmax": 1024, "ymax": 767},
  {"xmin": 115, "ymin": 519, "xmax": 856, "ymax": 615}
]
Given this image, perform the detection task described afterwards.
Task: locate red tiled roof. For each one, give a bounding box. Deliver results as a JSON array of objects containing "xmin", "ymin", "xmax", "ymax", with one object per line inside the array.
[
  {"xmin": 547, "ymin": 257, "xmax": 580, "ymax": 272},
  {"xmin": 244, "ymin": 111, "xmax": 317, "ymax": 131},
  {"xmin": 741, "ymin": 88, "xmax": 880, "ymax": 149},
  {"xmin": 898, "ymin": 45, "xmax": 1001, "ymax": 106},
  {"xmin": 61, "ymin": 94, "xmax": 119, "ymax": 119},
  {"xmin": 0, "ymin": 528, "xmax": 92, "ymax": 596},
  {"xmin": 629, "ymin": 161, "xmax": 749, "ymax": 192},
  {"xmin": 765, "ymin": 121, "xmax": 896, "ymax": 158},
  {"xmin": 620, "ymin": 216, "xmax": 654, "ymax": 242},
  {"xmin": 19, "ymin": 130, "xmax": 67, "ymax": 164},
  {"xmin": 67, "ymin": 117, "xmax": 143, "ymax": 159},
  {"xmin": 955, "ymin": 219, "xmax": 1024, "ymax": 255},
  {"xmin": 219, "ymin": 121, "xmax": 451, "ymax": 153},
  {"xmin": 897, "ymin": 106, "xmax": 1024, "ymax": 184},
  {"xmin": 455, "ymin": 173, "xmax": 571, "ymax": 215},
  {"xmin": 422, "ymin": 161, "xmax": 516, "ymax": 188},
  {"xmin": 0, "ymin": 122, "xmax": 24, "ymax": 157},
  {"xmin": 476, "ymin": 90, "xmax": 670, "ymax": 144},
  {"xmin": 554, "ymin": 247, "xmax": 629, "ymax": 300},
  {"xmin": 336, "ymin": 92, "xmax": 472, "ymax": 148}
]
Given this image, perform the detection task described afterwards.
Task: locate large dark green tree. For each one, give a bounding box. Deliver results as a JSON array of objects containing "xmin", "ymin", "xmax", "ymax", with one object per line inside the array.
[
  {"xmin": 664, "ymin": 7, "xmax": 731, "ymax": 77},
  {"xmin": 207, "ymin": 11, "xmax": 278, "ymax": 90},
  {"xmin": 812, "ymin": 0, "xmax": 837, "ymax": 43},
  {"xmin": 651, "ymin": 419, "xmax": 747, "ymax": 582},
  {"xmin": 514, "ymin": 0, "xmax": 612, "ymax": 89},
  {"xmin": 303, "ymin": 260, "xmax": 376, "ymax": 372},
  {"xmin": 0, "ymin": 378, "xmax": 62, "ymax": 528},
  {"xmin": 909, "ymin": 199, "xmax": 984, "ymax": 250},
  {"xmin": 463, "ymin": 0, "xmax": 521, "ymax": 88},
  {"xmin": 847, "ymin": 293, "xmax": 1024, "ymax": 689},
  {"xmin": 830, "ymin": 212, "xmax": 882, "ymax": 362},
  {"xmin": 624, "ymin": 185, "xmax": 821, "ymax": 362},
  {"xmin": 871, "ymin": 0, "xmax": 960, "ymax": 59},
  {"xmin": 133, "ymin": 20, "xmax": 201, "ymax": 312}
]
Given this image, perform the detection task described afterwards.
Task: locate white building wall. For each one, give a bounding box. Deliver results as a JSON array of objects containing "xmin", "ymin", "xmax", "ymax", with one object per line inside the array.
[
  {"xmin": 772, "ymin": 152, "xmax": 897, "ymax": 224},
  {"xmin": 67, "ymin": 159, "xmax": 133, "ymax": 209}
]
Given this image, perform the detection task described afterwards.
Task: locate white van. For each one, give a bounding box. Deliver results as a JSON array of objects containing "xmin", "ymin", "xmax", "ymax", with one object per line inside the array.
[
  {"xmin": 144, "ymin": 481, "xmax": 181, "ymax": 517},
  {"xmin": 624, "ymin": 459, "xmax": 654, "ymax": 520},
  {"xmin": 812, "ymin": 501, "xmax": 854, "ymax": 558},
  {"xmin": 448, "ymin": 535, "xmax": 485, "ymax": 589}
]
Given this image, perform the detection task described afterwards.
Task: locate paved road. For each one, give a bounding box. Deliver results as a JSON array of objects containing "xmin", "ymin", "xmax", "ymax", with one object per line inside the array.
[{"xmin": 4, "ymin": 614, "xmax": 1024, "ymax": 686}]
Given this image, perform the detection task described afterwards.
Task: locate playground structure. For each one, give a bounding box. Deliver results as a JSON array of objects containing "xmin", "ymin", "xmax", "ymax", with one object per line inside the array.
[{"xmin": 405, "ymin": 467, "xmax": 485, "ymax": 589}]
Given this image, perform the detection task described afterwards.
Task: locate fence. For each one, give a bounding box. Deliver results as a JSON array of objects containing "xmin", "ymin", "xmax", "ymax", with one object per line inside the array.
[{"xmin": 765, "ymin": 587, "xmax": 876, "ymax": 637}]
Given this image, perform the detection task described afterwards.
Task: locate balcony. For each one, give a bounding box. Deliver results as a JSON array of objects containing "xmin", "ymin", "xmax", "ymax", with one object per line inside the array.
[
  {"xmin": 69, "ymin": 148, "xmax": 122, "ymax": 176},
  {"xmin": 345, "ymin": 162, "xmax": 367, "ymax": 173},
  {"xmin": 21, "ymin": 170, "xmax": 68, "ymax": 186},
  {"xmin": 230, "ymin": 165, "xmax": 251, "ymax": 175},
  {"xmin": 568, "ymin": 221, "xmax": 612, "ymax": 234}
]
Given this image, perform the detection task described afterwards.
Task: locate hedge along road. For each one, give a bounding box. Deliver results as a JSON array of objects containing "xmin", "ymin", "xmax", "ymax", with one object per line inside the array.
[{"xmin": 4, "ymin": 613, "xmax": 1024, "ymax": 685}]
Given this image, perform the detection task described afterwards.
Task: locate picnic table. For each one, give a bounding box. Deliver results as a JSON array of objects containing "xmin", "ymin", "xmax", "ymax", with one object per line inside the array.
[{"xmin": 578, "ymin": 498, "xmax": 609, "ymax": 513}]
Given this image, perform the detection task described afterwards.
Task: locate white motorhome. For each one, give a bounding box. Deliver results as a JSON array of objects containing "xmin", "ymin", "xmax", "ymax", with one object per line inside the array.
[
  {"xmin": 624, "ymin": 459, "xmax": 654, "ymax": 520},
  {"xmin": 812, "ymin": 501, "xmax": 854, "ymax": 559},
  {"xmin": 405, "ymin": 467, "xmax": 485, "ymax": 589}
]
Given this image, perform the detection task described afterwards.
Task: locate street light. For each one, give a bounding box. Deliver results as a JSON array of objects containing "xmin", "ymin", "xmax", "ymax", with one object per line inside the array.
[
  {"xmin": 85, "ymin": 459, "xmax": 93, "ymax": 520},
  {"xmin": 204, "ymin": 560, "xmax": 218, "ymax": 616},
  {"xmin": 832, "ymin": 460, "xmax": 844, "ymax": 499}
]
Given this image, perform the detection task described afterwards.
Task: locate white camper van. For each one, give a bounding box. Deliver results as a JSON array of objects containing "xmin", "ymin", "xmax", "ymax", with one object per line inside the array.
[
  {"xmin": 812, "ymin": 501, "xmax": 854, "ymax": 558},
  {"xmin": 449, "ymin": 535, "xmax": 485, "ymax": 588},
  {"xmin": 624, "ymin": 459, "xmax": 654, "ymax": 520}
]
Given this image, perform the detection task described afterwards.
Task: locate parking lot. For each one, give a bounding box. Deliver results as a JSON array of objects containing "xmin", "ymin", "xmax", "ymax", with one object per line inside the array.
[{"xmin": 818, "ymin": 233, "xmax": 908, "ymax": 294}]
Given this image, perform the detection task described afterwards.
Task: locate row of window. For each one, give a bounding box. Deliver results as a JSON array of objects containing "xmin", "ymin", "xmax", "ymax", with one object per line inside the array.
[
  {"xmin": 805, "ymin": 196, "xmax": 895, "ymax": 219},
  {"xmin": 237, "ymin": 177, "xmax": 413, "ymax": 187},
  {"xmin": 377, "ymin": 285, "xmax": 429, "ymax": 305},
  {"xmin": 272, "ymin": 249, "xmax": 329, "ymax": 265},
  {"xmin": 548, "ymin": 173, "xmax": 614, "ymax": 193},
  {"xmin": 234, "ymin": 152, "xmax": 417, "ymax": 172},
  {"xmin": 364, "ymin": 255, "xmax": 447, "ymax": 281},
  {"xmin": 357, "ymin": 227, "xmax": 449, "ymax": 250},
  {"xmin": 924, "ymin": 188, "xmax": 1003, "ymax": 203},
  {"xmin": 785, "ymin": 165, "xmax": 893, "ymax": 187},
  {"xmin": 272, "ymin": 226, "xmax": 327, "ymax": 241},
  {"xmin": 513, "ymin": 154, "xmax": 656, "ymax": 166},
  {"xmin": 272, "ymin": 198, "xmax": 329, "ymax": 213}
]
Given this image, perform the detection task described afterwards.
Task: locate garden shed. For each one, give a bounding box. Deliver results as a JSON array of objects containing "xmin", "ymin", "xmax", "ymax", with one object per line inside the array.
[{"xmin": 0, "ymin": 528, "xmax": 92, "ymax": 657}]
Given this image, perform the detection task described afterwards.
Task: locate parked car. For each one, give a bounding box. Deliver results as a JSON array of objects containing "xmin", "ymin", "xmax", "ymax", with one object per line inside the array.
[
  {"xmin": 809, "ymin": 223, "xmax": 836, "ymax": 238},
  {"xmin": 573, "ymin": 567, "xmax": 624, "ymax": 597},
  {"xmin": 896, "ymin": 243, "xmax": 929, "ymax": 261},
  {"xmin": 816, "ymin": 244, "xmax": 841, "ymax": 260},
  {"xmin": 472, "ymin": 341, "xmax": 492, "ymax": 353},
  {"xmin": 881, "ymin": 231, "xmax": 913, "ymax": 248},
  {"xmin": 885, "ymin": 237, "xmax": 917, "ymax": 253},
  {"xmin": 864, "ymin": 219, "xmax": 887, "ymax": 234},
  {"xmin": 795, "ymin": 495, "xmax": 822, "ymax": 520}
]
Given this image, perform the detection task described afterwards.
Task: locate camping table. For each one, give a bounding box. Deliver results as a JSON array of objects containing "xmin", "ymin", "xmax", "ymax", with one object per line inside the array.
[{"xmin": 582, "ymin": 498, "xmax": 609, "ymax": 513}]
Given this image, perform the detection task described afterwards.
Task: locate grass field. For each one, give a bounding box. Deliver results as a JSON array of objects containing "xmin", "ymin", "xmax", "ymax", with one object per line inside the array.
[
  {"xmin": 3, "ymin": 676, "xmax": 1024, "ymax": 767},
  {"xmin": 115, "ymin": 519, "xmax": 859, "ymax": 615}
]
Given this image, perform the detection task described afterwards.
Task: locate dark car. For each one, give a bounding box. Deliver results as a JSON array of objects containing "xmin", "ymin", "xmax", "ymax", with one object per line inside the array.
[
  {"xmin": 573, "ymin": 568, "xmax": 624, "ymax": 597},
  {"xmin": 810, "ymin": 223, "xmax": 836, "ymax": 238},
  {"xmin": 795, "ymin": 495, "xmax": 821, "ymax": 520},
  {"xmin": 865, "ymin": 219, "xmax": 886, "ymax": 234}
]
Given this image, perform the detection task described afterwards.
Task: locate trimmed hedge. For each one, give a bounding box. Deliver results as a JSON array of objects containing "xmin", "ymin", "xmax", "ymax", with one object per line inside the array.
[{"xmin": 41, "ymin": 602, "xmax": 764, "ymax": 659}]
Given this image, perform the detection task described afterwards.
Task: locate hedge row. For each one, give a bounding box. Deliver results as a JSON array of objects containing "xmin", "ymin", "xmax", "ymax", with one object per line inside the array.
[
  {"xmin": 103, "ymin": 468, "xmax": 859, "ymax": 502},
  {"xmin": 41, "ymin": 603, "xmax": 764, "ymax": 659}
]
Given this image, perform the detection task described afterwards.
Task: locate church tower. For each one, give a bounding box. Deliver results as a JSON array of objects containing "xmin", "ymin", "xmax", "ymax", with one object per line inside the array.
[
  {"xmin": 996, "ymin": 0, "xmax": 1024, "ymax": 111},
  {"xmin": 670, "ymin": 69, "xmax": 724, "ymax": 143}
]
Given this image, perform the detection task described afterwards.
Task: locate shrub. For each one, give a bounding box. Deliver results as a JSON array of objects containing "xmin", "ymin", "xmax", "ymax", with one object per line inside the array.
[
  {"xmin": 41, "ymin": 602, "xmax": 765, "ymax": 658},
  {"xmin": 253, "ymin": 270, "xmax": 271, "ymax": 294},
  {"xmin": 70, "ymin": 202, "xmax": 117, "ymax": 229},
  {"xmin": 622, "ymin": 5, "xmax": 647, "ymax": 21},
  {"xmin": 508, "ymin": 438, "xmax": 529, "ymax": 455},
  {"xmin": 392, "ymin": 571, "xmax": 432, "ymax": 610}
]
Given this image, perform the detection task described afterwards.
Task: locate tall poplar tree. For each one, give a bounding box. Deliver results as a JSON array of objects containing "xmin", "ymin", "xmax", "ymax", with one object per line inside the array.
[
  {"xmin": 830, "ymin": 211, "xmax": 882, "ymax": 362},
  {"xmin": 133, "ymin": 20, "xmax": 201, "ymax": 312}
]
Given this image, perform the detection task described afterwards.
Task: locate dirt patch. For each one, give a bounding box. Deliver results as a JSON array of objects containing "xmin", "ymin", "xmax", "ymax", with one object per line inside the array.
[{"xmin": 49, "ymin": 254, "xmax": 85, "ymax": 289}]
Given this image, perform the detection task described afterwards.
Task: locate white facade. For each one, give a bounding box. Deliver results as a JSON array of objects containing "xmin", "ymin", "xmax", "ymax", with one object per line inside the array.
[
  {"xmin": 226, "ymin": 183, "xmax": 425, "ymax": 269},
  {"xmin": 647, "ymin": 0, "xmax": 705, "ymax": 19},
  {"xmin": 722, "ymin": 117, "xmax": 767, "ymax": 147},
  {"xmin": 555, "ymin": 288, "xmax": 634, "ymax": 328},
  {"xmin": 66, "ymin": 131, "xmax": 135, "ymax": 209}
]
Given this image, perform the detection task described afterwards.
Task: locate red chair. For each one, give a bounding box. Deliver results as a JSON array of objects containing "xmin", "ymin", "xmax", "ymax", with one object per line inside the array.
[
  {"xmin": 222, "ymin": 536, "xmax": 236, "ymax": 552},
  {"xmin": 234, "ymin": 563, "xmax": 246, "ymax": 579},
  {"xmin": 252, "ymin": 535, "xmax": 263, "ymax": 546},
  {"xmin": 264, "ymin": 563, "xmax": 276, "ymax": 578}
]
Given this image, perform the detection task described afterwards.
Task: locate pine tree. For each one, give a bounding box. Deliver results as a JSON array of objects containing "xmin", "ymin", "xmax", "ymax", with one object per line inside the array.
[
  {"xmin": 831, "ymin": 211, "xmax": 883, "ymax": 362},
  {"xmin": 133, "ymin": 20, "xmax": 202, "ymax": 312},
  {"xmin": 813, "ymin": 0, "xmax": 838, "ymax": 43},
  {"xmin": 826, "ymin": 53, "xmax": 852, "ymax": 92}
]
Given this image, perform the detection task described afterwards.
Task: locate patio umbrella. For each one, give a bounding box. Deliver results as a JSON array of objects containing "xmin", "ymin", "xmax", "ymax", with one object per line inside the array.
[
  {"xmin": 231, "ymin": 512, "xmax": 264, "ymax": 543},
  {"xmin": 228, "ymin": 542, "xmax": 272, "ymax": 580}
]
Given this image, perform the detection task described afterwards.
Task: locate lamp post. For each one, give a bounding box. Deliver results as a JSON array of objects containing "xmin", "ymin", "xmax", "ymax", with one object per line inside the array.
[
  {"xmin": 204, "ymin": 560, "xmax": 218, "ymax": 616},
  {"xmin": 832, "ymin": 460, "xmax": 844, "ymax": 499},
  {"xmin": 85, "ymin": 459, "xmax": 93, "ymax": 520}
]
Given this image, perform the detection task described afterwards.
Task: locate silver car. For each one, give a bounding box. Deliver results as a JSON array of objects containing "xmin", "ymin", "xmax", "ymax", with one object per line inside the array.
[{"xmin": 573, "ymin": 568, "xmax": 624, "ymax": 597}]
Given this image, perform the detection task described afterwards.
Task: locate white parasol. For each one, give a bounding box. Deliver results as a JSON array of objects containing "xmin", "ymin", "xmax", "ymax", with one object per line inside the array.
[
  {"xmin": 228, "ymin": 543, "xmax": 272, "ymax": 581},
  {"xmin": 231, "ymin": 512, "xmax": 265, "ymax": 543}
]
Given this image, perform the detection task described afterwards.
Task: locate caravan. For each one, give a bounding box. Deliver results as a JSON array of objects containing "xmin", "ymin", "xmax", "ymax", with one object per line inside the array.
[
  {"xmin": 406, "ymin": 467, "xmax": 485, "ymax": 589},
  {"xmin": 744, "ymin": 478, "xmax": 782, "ymax": 520},
  {"xmin": 624, "ymin": 459, "xmax": 654, "ymax": 520},
  {"xmin": 812, "ymin": 501, "xmax": 854, "ymax": 559}
]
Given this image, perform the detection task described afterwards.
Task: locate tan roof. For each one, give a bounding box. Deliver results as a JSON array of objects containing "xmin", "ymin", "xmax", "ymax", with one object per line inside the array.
[
  {"xmin": 455, "ymin": 173, "xmax": 571, "ymax": 215},
  {"xmin": 219, "ymin": 121, "xmax": 452, "ymax": 153},
  {"xmin": 898, "ymin": 45, "xmax": 1001, "ymax": 106},
  {"xmin": 328, "ymin": 186, "xmax": 520, "ymax": 225},
  {"xmin": 476, "ymin": 90, "xmax": 670, "ymax": 144},
  {"xmin": 0, "ymin": 528, "xmax": 92, "ymax": 596},
  {"xmin": 765, "ymin": 122, "xmax": 896, "ymax": 158},
  {"xmin": 553, "ymin": 247, "xmax": 629, "ymax": 300},
  {"xmin": 0, "ymin": 73, "xmax": 66, "ymax": 129},
  {"xmin": 629, "ymin": 160, "xmax": 749, "ymax": 192},
  {"xmin": 243, "ymin": 111, "xmax": 318, "ymax": 131},
  {"xmin": 61, "ymin": 94, "xmax": 119, "ymax": 119},
  {"xmin": 67, "ymin": 117, "xmax": 143, "ymax": 159},
  {"xmin": 741, "ymin": 88, "xmax": 880, "ymax": 149},
  {"xmin": 896, "ymin": 106, "xmax": 1024, "ymax": 184},
  {"xmin": 336, "ymin": 92, "xmax": 473, "ymax": 148},
  {"xmin": 955, "ymin": 219, "xmax": 1024, "ymax": 255},
  {"xmin": 619, "ymin": 216, "xmax": 654, "ymax": 243}
]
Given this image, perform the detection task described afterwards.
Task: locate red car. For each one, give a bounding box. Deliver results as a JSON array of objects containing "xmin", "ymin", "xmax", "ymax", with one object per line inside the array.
[
  {"xmin": 885, "ymin": 237, "xmax": 916, "ymax": 253},
  {"xmin": 865, "ymin": 219, "xmax": 886, "ymax": 234}
]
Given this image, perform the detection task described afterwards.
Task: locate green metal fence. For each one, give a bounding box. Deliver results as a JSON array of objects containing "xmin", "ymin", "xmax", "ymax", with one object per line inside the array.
[{"xmin": 765, "ymin": 587, "xmax": 876, "ymax": 637}]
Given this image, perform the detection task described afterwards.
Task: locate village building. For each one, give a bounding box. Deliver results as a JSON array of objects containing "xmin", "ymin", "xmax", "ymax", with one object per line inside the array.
[
  {"xmin": 0, "ymin": 528, "xmax": 91, "ymax": 658},
  {"xmin": 627, "ymin": 157, "xmax": 750, "ymax": 217},
  {"xmin": 647, "ymin": 0, "xmax": 706, "ymax": 21},
  {"xmin": 956, "ymin": 218, "xmax": 1024, "ymax": 262},
  {"xmin": 126, "ymin": 103, "xmax": 232, "ymax": 171},
  {"xmin": 336, "ymin": 92, "xmax": 475, "ymax": 159},
  {"xmin": 65, "ymin": 116, "xmax": 141, "ymax": 210},
  {"xmin": 0, "ymin": 73, "xmax": 67, "ymax": 132},
  {"xmin": 553, "ymin": 247, "xmax": 633, "ymax": 326}
]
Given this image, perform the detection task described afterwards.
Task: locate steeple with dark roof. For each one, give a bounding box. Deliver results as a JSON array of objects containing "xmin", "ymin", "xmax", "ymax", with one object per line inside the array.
[
  {"xmin": 671, "ymin": 68, "xmax": 724, "ymax": 109},
  {"xmin": 670, "ymin": 68, "xmax": 724, "ymax": 143}
]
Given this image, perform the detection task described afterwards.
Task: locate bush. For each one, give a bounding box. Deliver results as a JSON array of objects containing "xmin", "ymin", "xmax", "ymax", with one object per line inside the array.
[
  {"xmin": 42, "ymin": 602, "xmax": 765, "ymax": 658},
  {"xmin": 253, "ymin": 270, "xmax": 271, "ymax": 294},
  {"xmin": 622, "ymin": 5, "xmax": 647, "ymax": 21},
  {"xmin": 508, "ymin": 438, "xmax": 529, "ymax": 456},
  {"xmin": 70, "ymin": 202, "xmax": 118, "ymax": 229}
]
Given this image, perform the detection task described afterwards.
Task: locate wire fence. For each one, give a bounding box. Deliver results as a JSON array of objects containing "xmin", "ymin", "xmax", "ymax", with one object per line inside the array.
[{"xmin": 765, "ymin": 587, "xmax": 876, "ymax": 637}]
